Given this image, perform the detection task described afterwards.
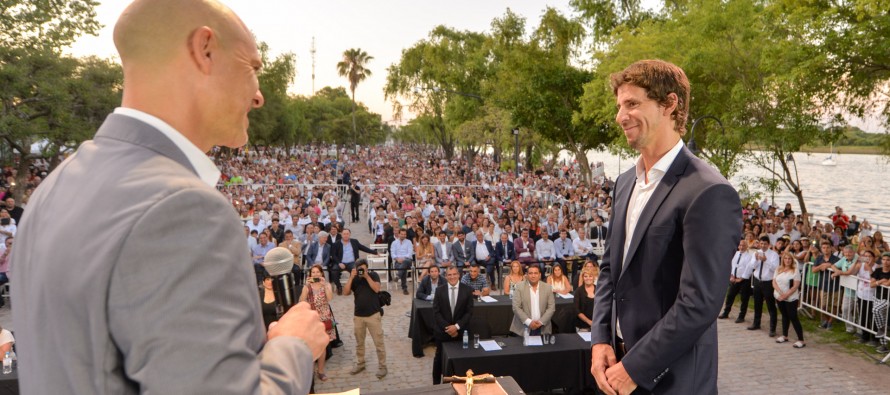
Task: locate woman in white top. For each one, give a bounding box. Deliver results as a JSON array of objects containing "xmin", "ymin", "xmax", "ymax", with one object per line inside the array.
[
  {"xmin": 855, "ymin": 250, "xmax": 878, "ymax": 345},
  {"xmin": 547, "ymin": 264, "xmax": 572, "ymax": 296},
  {"xmin": 773, "ymin": 251, "xmax": 805, "ymax": 348}
]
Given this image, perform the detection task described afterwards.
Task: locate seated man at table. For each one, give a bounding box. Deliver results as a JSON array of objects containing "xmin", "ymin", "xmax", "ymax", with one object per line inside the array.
[
  {"xmin": 432, "ymin": 266, "xmax": 474, "ymax": 384},
  {"xmin": 510, "ymin": 265, "xmax": 555, "ymax": 336},
  {"xmin": 416, "ymin": 264, "xmax": 444, "ymax": 301},
  {"xmin": 461, "ymin": 264, "xmax": 491, "ymax": 297},
  {"xmin": 0, "ymin": 324, "xmax": 14, "ymax": 354}
]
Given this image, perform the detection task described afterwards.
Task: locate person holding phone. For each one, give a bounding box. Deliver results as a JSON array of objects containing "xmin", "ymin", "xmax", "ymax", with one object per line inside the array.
[
  {"xmin": 0, "ymin": 209, "xmax": 15, "ymax": 246},
  {"xmin": 299, "ymin": 264, "xmax": 335, "ymax": 381}
]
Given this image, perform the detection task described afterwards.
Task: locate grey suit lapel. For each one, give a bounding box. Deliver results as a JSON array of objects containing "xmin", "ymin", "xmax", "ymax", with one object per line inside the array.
[
  {"xmin": 93, "ymin": 114, "xmax": 198, "ymax": 177},
  {"xmin": 620, "ymin": 147, "xmax": 691, "ymax": 278}
]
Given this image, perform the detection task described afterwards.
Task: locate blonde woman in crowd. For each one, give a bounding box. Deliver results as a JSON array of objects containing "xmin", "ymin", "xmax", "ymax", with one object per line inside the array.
[
  {"xmin": 574, "ymin": 268, "xmax": 597, "ymax": 331},
  {"xmin": 773, "ymin": 252, "xmax": 805, "ymax": 348},
  {"xmin": 502, "ymin": 260, "xmax": 525, "ymax": 296}
]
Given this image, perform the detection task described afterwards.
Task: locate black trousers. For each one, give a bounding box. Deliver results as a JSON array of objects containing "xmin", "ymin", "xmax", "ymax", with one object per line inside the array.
[
  {"xmin": 752, "ymin": 278, "xmax": 777, "ymax": 331},
  {"xmin": 778, "ymin": 300, "xmax": 804, "ymax": 340},
  {"xmin": 722, "ymin": 278, "xmax": 752, "ymax": 318},
  {"xmin": 350, "ymin": 201, "xmax": 360, "ymax": 222}
]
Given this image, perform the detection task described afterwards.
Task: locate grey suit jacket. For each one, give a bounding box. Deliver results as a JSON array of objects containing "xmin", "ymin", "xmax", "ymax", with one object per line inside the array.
[
  {"xmin": 590, "ymin": 146, "xmax": 741, "ymax": 394},
  {"xmin": 510, "ymin": 280, "xmax": 556, "ymax": 336},
  {"xmin": 10, "ymin": 114, "xmax": 314, "ymax": 394},
  {"xmin": 434, "ymin": 241, "xmax": 453, "ymax": 265}
]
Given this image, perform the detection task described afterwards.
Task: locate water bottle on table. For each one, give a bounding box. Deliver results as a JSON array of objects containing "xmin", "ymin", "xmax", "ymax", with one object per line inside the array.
[
  {"xmin": 2, "ymin": 351, "xmax": 10, "ymax": 374},
  {"xmin": 462, "ymin": 330, "xmax": 469, "ymax": 349}
]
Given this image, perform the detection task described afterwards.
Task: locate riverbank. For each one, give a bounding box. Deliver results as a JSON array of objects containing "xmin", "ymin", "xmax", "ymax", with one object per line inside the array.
[{"xmin": 800, "ymin": 145, "xmax": 885, "ymax": 155}]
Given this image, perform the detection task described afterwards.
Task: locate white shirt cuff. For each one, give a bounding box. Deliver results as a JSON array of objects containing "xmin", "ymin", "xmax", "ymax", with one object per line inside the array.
[{"xmin": 524, "ymin": 318, "xmax": 532, "ymax": 327}]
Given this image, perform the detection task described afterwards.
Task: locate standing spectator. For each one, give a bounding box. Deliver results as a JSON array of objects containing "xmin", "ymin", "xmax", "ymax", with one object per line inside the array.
[
  {"xmin": 812, "ymin": 240, "xmax": 841, "ymax": 329},
  {"xmin": 719, "ymin": 239, "xmax": 756, "ymax": 322},
  {"xmin": 773, "ymin": 252, "xmax": 805, "ymax": 348},
  {"xmin": 391, "ymin": 229, "xmax": 414, "ymax": 295},
  {"xmin": 855, "ymin": 250, "xmax": 878, "ymax": 345},
  {"xmin": 847, "ymin": 215, "xmax": 861, "ymax": 238},
  {"xmin": 299, "ymin": 265, "xmax": 335, "ymax": 382},
  {"xmin": 343, "ymin": 259, "xmax": 387, "ymax": 378},
  {"xmin": 0, "ymin": 209, "xmax": 14, "ymax": 246},
  {"xmin": 830, "ymin": 206, "xmax": 850, "ymax": 234},
  {"xmin": 750, "ymin": 236, "xmax": 780, "ymax": 336},
  {"xmin": 830, "ymin": 245, "xmax": 860, "ymax": 333},
  {"xmin": 348, "ymin": 183, "xmax": 361, "ymax": 223},
  {"xmin": 431, "ymin": 266, "xmax": 473, "ymax": 384},
  {"xmin": 871, "ymin": 252, "xmax": 890, "ymax": 353}
]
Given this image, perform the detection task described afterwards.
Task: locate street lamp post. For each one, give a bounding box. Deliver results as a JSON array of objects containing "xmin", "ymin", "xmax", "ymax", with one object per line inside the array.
[
  {"xmin": 687, "ymin": 115, "xmax": 724, "ymax": 156},
  {"xmin": 512, "ymin": 128, "xmax": 520, "ymax": 177}
]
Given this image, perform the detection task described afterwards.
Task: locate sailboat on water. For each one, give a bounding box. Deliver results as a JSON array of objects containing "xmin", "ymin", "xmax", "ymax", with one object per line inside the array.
[{"xmin": 821, "ymin": 143, "xmax": 837, "ymax": 166}]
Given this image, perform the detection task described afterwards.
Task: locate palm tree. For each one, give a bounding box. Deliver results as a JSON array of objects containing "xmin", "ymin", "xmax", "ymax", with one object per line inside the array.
[{"xmin": 336, "ymin": 48, "xmax": 373, "ymax": 150}]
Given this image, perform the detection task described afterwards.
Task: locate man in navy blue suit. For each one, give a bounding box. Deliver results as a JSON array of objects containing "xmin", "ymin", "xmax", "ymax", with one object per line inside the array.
[{"xmin": 590, "ymin": 60, "xmax": 741, "ymax": 395}]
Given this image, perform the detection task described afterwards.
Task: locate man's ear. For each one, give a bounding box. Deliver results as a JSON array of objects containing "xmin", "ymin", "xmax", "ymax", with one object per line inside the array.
[
  {"xmin": 188, "ymin": 26, "xmax": 216, "ymax": 75},
  {"xmin": 663, "ymin": 92, "xmax": 679, "ymax": 116}
]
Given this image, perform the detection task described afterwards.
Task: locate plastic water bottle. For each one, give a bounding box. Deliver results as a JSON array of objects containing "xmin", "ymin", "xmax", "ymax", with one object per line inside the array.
[
  {"xmin": 9, "ymin": 350, "xmax": 15, "ymax": 370},
  {"xmin": 462, "ymin": 331, "xmax": 469, "ymax": 349},
  {"xmin": 2, "ymin": 352, "xmax": 10, "ymax": 374},
  {"xmin": 522, "ymin": 327, "xmax": 529, "ymax": 346},
  {"xmin": 509, "ymin": 283, "xmax": 515, "ymax": 300}
]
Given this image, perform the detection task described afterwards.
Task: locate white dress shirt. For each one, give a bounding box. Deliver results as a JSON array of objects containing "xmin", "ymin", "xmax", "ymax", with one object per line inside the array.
[
  {"xmin": 730, "ymin": 250, "xmax": 756, "ymax": 280},
  {"xmin": 114, "ymin": 107, "xmax": 220, "ymax": 186},
  {"xmin": 524, "ymin": 283, "xmax": 542, "ymax": 327}
]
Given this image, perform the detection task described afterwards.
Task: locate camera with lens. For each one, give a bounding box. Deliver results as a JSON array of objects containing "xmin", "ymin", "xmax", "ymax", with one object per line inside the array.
[{"xmin": 357, "ymin": 268, "xmax": 365, "ymax": 276}]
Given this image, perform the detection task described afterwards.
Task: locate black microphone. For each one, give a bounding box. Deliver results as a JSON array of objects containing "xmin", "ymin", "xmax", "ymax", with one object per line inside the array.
[{"xmin": 262, "ymin": 247, "xmax": 297, "ymax": 317}]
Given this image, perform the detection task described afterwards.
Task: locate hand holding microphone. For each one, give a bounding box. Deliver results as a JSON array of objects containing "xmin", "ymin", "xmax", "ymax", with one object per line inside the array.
[{"xmin": 263, "ymin": 247, "xmax": 328, "ymax": 361}]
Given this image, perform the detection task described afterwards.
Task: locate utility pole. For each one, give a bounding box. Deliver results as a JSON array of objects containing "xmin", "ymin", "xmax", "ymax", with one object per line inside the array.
[
  {"xmin": 512, "ymin": 128, "xmax": 520, "ymax": 177},
  {"xmin": 310, "ymin": 37, "xmax": 316, "ymax": 95}
]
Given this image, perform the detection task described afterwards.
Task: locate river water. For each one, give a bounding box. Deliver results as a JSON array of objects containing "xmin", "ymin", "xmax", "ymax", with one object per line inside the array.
[{"xmin": 575, "ymin": 150, "xmax": 890, "ymax": 229}]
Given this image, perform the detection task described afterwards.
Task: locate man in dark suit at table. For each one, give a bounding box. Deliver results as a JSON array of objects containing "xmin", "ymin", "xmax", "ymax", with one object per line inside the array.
[
  {"xmin": 416, "ymin": 265, "xmax": 445, "ymax": 301},
  {"xmin": 590, "ymin": 60, "xmax": 741, "ymax": 395},
  {"xmin": 432, "ymin": 266, "xmax": 474, "ymax": 384}
]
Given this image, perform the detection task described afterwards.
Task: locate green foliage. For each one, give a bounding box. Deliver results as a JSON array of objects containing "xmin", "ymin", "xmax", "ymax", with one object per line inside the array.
[{"xmin": 0, "ymin": 0, "xmax": 101, "ymax": 51}]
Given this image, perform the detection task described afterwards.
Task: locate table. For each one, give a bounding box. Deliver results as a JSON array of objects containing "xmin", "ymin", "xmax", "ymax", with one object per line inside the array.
[
  {"xmin": 442, "ymin": 333, "xmax": 595, "ymax": 393},
  {"xmin": 365, "ymin": 376, "xmax": 523, "ymax": 395},
  {"xmin": 409, "ymin": 294, "xmax": 577, "ymax": 357},
  {"xmin": 0, "ymin": 367, "xmax": 19, "ymax": 395}
]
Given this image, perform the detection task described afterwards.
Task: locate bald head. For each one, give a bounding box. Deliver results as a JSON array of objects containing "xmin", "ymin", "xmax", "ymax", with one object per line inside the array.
[
  {"xmin": 112, "ymin": 0, "xmax": 264, "ymax": 152},
  {"xmin": 114, "ymin": 0, "xmax": 244, "ymax": 68}
]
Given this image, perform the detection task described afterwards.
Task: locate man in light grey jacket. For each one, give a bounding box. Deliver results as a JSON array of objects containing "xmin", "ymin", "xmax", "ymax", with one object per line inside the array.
[{"xmin": 10, "ymin": 1, "xmax": 327, "ymax": 394}]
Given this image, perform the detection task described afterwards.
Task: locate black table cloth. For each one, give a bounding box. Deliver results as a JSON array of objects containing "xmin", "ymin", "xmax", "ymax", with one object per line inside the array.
[
  {"xmin": 409, "ymin": 294, "xmax": 577, "ymax": 357},
  {"xmin": 442, "ymin": 333, "xmax": 595, "ymax": 393}
]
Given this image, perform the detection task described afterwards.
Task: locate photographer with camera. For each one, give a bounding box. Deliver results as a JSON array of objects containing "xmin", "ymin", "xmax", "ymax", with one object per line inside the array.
[{"xmin": 342, "ymin": 259, "xmax": 387, "ymax": 379}]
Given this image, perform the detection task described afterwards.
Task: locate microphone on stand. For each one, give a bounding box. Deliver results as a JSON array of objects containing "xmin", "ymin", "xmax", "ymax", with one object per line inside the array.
[{"xmin": 262, "ymin": 247, "xmax": 297, "ymax": 317}]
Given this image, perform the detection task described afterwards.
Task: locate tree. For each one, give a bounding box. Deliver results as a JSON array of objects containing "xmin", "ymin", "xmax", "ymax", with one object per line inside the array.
[
  {"xmin": 337, "ymin": 48, "xmax": 373, "ymax": 151},
  {"xmin": 0, "ymin": 0, "xmax": 101, "ymax": 51},
  {"xmin": 488, "ymin": 8, "xmax": 614, "ymax": 184},
  {"xmin": 247, "ymin": 43, "xmax": 298, "ymax": 150}
]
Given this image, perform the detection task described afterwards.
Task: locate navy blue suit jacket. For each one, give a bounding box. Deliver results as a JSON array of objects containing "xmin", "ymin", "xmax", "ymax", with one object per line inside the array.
[{"xmin": 590, "ymin": 146, "xmax": 741, "ymax": 394}]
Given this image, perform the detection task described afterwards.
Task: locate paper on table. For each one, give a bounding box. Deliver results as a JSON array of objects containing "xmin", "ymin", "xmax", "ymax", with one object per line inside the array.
[
  {"xmin": 311, "ymin": 389, "xmax": 358, "ymax": 395},
  {"xmin": 577, "ymin": 332, "xmax": 592, "ymax": 342},
  {"xmin": 526, "ymin": 336, "xmax": 544, "ymax": 346},
  {"xmin": 557, "ymin": 293, "xmax": 574, "ymax": 299},
  {"xmin": 479, "ymin": 340, "xmax": 502, "ymax": 351},
  {"xmin": 480, "ymin": 296, "xmax": 498, "ymax": 303}
]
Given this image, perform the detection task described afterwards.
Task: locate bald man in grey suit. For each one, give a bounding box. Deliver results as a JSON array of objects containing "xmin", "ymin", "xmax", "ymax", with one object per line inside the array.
[{"xmin": 10, "ymin": 1, "xmax": 327, "ymax": 394}]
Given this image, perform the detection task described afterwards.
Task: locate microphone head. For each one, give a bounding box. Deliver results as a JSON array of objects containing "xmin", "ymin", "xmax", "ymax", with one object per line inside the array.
[{"xmin": 262, "ymin": 247, "xmax": 294, "ymax": 276}]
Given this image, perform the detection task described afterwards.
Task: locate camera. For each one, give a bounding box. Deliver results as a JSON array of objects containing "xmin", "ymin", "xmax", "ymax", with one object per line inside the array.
[
  {"xmin": 311, "ymin": 277, "xmax": 321, "ymax": 283},
  {"xmin": 357, "ymin": 268, "xmax": 365, "ymax": 276},
  {"xmin": 0, "ymin": 218, "xmax": 9, "ymax": 226}
]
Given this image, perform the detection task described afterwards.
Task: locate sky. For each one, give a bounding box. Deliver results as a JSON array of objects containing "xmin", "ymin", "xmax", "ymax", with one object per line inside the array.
[
  {"xmin": 67, "ymin": 0, "xmax": 578, "ymax": 125},
  {"xmin": 66, "ymin": 0, "xmax": 885, "ymax": 133}
]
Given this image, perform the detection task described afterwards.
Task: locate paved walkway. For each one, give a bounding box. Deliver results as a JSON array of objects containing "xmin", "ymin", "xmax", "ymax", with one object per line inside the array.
[{"xmin": 2, "ymin": 203, "xmax": 888, "ymax": 393}]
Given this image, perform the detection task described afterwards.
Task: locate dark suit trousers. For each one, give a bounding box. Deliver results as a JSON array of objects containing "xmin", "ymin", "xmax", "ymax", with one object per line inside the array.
[
  {"xmin": 722, "ymin": 278, "xmax": 752, "ymax": 318},
  {"xmin": 752, "ymin": 278, "xmax": 777, "ymax": 330}
]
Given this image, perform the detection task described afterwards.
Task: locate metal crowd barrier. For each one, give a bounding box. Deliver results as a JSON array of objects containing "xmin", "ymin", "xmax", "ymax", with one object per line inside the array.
[{"xmin": 798, "ymin": 262, "xmax": 890, "ymax": 363}]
